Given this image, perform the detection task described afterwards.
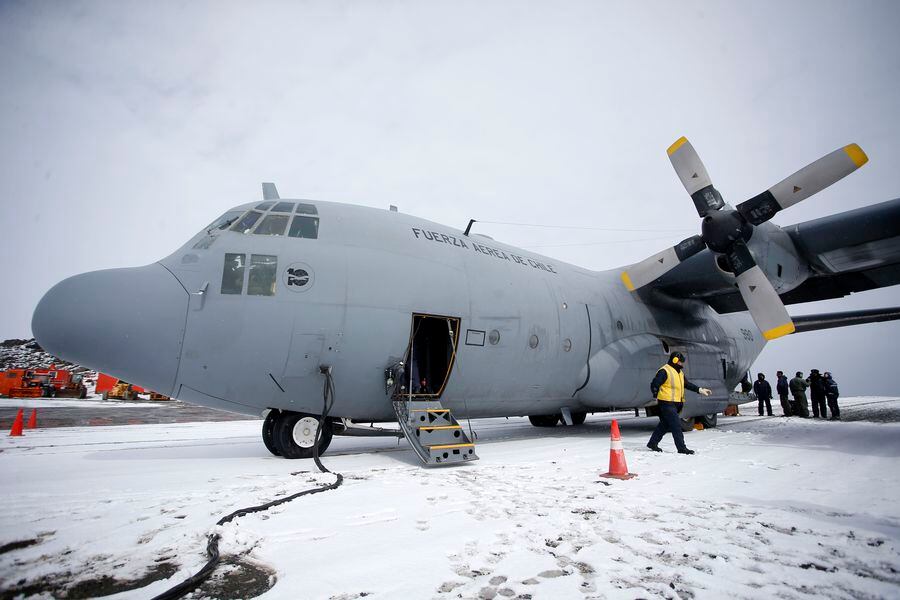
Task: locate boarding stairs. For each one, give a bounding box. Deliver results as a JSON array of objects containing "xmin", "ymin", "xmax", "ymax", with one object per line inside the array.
[{"xmin": 392, "ymin": 398, "xmax": 479, "ymax": 466}]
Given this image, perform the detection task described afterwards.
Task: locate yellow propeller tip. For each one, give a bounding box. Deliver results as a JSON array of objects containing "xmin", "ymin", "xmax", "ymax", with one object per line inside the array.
[
  {"xmin": 763, "ymin": 322, "xmax": 796, "ymax": 341},
  {"xmin": 844, "ymin": 143, "xmax": 868, "ymax": 168},
  {"xmin": 620, "ymin": 271, "xmax": 636, "ymax": 292},
  {"xmin": 667, "ymin": 136, "xmax": 689, "ymax": 156}
]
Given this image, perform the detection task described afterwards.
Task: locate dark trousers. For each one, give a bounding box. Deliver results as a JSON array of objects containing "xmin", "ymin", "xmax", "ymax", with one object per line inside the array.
[
  {"xmin": 758, "ymin": 397, "xmax": 773, "ymax": 416},
  {"xmin": 779, "ymin": 393, "xmax": 792, "ymax": 416},
  {"xmin": 792, "ymin": 395, "xmax": 809, "ymax": 417},
  {"xmin": 648, "ymin": 401, "xmax": 687, "ymax": 452},
  {"xmin": 827, "ymin": 394, "xmax": 840, "ymax": 419},
  {"xmin": 811, "ymin": 395, "xmax": 827, "ymax": 418}
]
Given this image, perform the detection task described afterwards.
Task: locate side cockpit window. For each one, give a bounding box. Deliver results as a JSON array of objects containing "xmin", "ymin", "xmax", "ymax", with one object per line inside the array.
[
  {"xmin": 248, "ymin": 254, "xmax": 278, "ymax": 296},
  {"xmin": 220, "ymin": 253, "xmax": 278, "ymax": 296},
  {"xmin": 221, "ymin": 253, "xmax": 245, "ymax": 294}
]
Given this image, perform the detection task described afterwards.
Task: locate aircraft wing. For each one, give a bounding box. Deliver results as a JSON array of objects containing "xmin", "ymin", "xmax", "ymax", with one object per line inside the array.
[{"xmin": 652, "ymin": 197, "xmax": 900, "ymax": 313}]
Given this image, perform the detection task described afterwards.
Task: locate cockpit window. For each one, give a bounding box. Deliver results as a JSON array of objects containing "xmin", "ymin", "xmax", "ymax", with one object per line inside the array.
[
  {"xmin": 221, "ymin": 253, "xmax": 245, "ymax": 294},
  {"xmin": 231, "ymin": 210, "xmax": 263, "ymax": 233},
  {"xmin": 296, "ymin": 203, "xmax": 318, "ymax": 215},
  {"xmin": 255, "ymin": 201, "xmax": 275, "ymax": 211},
  {"xmin": 254, "ymin": 214, "xmax": 290, "ymax": 236},
  {"xmin": 248, "ymin": 254, "xmax": 278, "ymax": 296},
  {"xmin": 204, "ymin": 210, "xmax": 244, "ymax": 234},
  {"xmin": 271, "ymin": 201, "xmax": 295, "ymax": 213},
  {"xmin": 288, "ymin": 215, "xmax": 319, "ymax": 239}
]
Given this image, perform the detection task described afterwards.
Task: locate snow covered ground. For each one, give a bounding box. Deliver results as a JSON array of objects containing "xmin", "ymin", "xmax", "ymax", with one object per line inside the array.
[{"xmin": 3, "ymin": 397, "xmax": 900, "ymax": 599}]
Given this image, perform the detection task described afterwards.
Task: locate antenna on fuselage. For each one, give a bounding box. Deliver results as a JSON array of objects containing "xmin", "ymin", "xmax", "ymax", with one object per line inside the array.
[
  {"xmin": 262, "ymin": 182, "xmax": 279, "ymax": 200},
  {"xmin": 464, "ymin": 219, "xmax": 477, "ymax": 236}
]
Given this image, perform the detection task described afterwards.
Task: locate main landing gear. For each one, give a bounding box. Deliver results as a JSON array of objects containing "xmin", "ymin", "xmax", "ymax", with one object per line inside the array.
[{"xmin": 262, "ymin": 409, "xmax": 334, "ymax": 459}]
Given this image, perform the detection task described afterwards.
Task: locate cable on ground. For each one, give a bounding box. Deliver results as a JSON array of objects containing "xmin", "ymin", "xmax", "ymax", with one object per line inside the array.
[{"xmin": 152, "ymin": 368, "xmax": 343, "ymax": 600}]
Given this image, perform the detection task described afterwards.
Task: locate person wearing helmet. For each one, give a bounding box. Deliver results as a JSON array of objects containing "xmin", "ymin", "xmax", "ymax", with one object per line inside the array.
[{"xmin": 647, "ymin": 351, "xmax": 712, "ymax": 455}]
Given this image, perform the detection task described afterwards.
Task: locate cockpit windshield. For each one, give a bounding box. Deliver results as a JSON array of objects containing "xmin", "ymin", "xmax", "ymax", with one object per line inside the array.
[
  {"xmin": 226, "ymin": 201, "xmax": 320, "ymax": 239},
  {"xmin": 204, "ymin": 210, "xmax": 245, "ymax": 234}
]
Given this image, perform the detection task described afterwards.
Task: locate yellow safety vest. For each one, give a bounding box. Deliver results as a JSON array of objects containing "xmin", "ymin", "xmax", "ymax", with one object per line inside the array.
[{"xmin": 657, "ymin": 364, "xmax": 685, "ymax": 403}]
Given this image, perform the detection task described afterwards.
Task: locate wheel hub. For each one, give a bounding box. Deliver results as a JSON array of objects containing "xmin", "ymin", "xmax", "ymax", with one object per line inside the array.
[{"xmin": 291, "ymin": 416, "xmax": 320, "ymax": 448}]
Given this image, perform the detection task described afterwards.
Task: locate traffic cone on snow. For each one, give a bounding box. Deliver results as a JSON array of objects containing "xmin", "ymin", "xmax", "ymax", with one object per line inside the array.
[
  {"xmin": 27, "ymin": 409, "xmax": 37, "ymax": 429},
  {"xmin": 9, "ymin": 409, "xmax": 24, "ymax": 436},
  {"xmin": 600, "ymin": 419, "xmax": 636, "ymax": 480}
]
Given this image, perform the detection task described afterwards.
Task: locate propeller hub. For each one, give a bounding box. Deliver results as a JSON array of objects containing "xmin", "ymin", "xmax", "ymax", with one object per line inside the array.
[{"xmin": 701, "ymin": 209, "xmax": 749, "ymax": 254}]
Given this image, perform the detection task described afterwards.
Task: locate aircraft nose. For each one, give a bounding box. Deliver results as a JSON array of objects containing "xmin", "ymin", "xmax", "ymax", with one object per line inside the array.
[{"xmin": 32, "ymin": 263, "xmax": 189, "ymax": 396}]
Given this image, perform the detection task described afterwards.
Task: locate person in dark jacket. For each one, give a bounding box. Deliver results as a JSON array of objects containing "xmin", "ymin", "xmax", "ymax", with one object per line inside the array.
[
  {"xmin": 789, "ymin": 371, "xmax": 810, "ymax": 418},
  {"xmin": 753, "ymin": 373, "xmax": 773, "ymax": 416},
  {"xmin": 646, "ymin": 351, "xmax": 712, "ymax": 455},
  {"xmin": 809, "ymin": 369, "xmax": 827, "ymax": 418},
  {"xmin": 776, "ymin": 370, "xmax": 791, "ymax": 416},
  {"xmin": 824, "ymin": 372, "xmax": 841, "ymax": 420}
]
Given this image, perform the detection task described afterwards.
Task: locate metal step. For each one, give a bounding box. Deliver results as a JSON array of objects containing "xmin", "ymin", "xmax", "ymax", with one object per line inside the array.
[{"xmin": 392, "ymin": 399, "xmax": 479, "ymax": 466}]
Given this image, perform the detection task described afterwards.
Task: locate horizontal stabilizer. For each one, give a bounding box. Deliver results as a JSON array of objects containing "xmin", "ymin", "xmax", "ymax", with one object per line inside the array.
[{"xmin": 791, "ymin": 306, "xmax": 900, "ymax": 334}]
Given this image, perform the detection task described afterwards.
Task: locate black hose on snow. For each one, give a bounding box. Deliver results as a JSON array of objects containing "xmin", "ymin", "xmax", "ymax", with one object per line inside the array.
[{"xmin": 152, "ymin": 368, "xmax": 343, "ymax": 600}]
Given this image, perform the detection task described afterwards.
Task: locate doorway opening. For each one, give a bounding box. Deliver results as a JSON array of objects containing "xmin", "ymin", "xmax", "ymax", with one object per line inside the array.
[{"xmin": 403, "ymin": 313, "xmax": 460, "ymax": 398}]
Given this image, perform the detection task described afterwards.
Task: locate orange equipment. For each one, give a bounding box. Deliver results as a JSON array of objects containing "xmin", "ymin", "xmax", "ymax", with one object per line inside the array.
[
  {"xmin": 96, "ymin": 373, "xmax": 170, "ymax": 401},
  {"xmin": 0, "ymin": 365, "xmax": 87, "ymax": 399}
]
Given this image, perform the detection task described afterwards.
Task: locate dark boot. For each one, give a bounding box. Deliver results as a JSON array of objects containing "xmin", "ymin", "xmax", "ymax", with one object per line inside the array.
[
  {"xmin": 678, "ymin": 448, "xmax": 695, "ymax": 455},
  {"xmin": 647, "ymin": 443, "xmax": 662, "ymax": 452}
]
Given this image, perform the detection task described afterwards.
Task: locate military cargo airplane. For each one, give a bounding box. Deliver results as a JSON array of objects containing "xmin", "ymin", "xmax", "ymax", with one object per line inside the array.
[{"xmin": 32, "ymin": 138, "xmax": 900, "ymax": 462}]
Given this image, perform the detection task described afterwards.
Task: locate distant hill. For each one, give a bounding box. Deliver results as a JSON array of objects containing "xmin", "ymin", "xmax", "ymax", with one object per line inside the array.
[{"xmin": 1, "ymin": 338, "xmax": 89, "ymax": 372}]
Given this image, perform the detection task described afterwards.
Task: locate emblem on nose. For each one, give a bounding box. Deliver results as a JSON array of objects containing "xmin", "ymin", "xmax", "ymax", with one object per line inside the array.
[{"xmin": 284, "ymin": 262, "xmax": 315, "ymax": 292}]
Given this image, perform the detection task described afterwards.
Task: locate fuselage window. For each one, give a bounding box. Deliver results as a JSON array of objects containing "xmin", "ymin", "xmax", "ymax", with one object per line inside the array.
[
  {"xmin": 221, "ymin": 253, "xmax": 246, "ymax": 294},
  {"xmin": 255, "ymin": 201, "xmax": 275, "ymax": 211},
  {"xmin": 296, "ymin": 203, "xmax": 318, "ymax": 215},
  {"xmin": 288, "ymin": 215, "xmax": 319, "ymax": 239},
  {"xmin": 271, "ymin": 201, "xmax": 296, "ymax": 213},
  {"xmin": 248, "ymin": 254, "xmax": 278, "ymax": 296},
  {"xmin": 254, "ymin": 214, "xmax": 290, "ymax": 236},
  {"xmin": 231, "ymin": 211, "xmax": 263, "ymax": 234}
]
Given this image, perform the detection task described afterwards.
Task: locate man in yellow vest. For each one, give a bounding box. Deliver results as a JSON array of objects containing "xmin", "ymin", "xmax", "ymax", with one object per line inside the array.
[{"xmin": 647, "ymin": 351, "xmax": 712, "ymax": 455}]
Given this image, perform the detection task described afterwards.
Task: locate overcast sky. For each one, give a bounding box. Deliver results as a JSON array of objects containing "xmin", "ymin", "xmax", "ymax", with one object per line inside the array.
[{"xmin": 1, "ymin": 1, "xmax": 899, "ymax": 394}]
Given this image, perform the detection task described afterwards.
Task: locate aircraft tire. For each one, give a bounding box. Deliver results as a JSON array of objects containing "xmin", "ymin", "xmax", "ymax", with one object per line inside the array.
[
  {"xmin": 275, "ymin": 412, "xmax": 333, "ymax": 459},
  {"xmin": 699, "ymin": 413, "xmax": 718, "ymax": 428},
  {"xmin": 262, "ymin": 410, "xmax": 281, "ymax": 456},
  {"xmin": 528, "ymin": 414, "xmax": 560, "ymax": 427},
  {"xmin": 679, "ymin": 417, "xmax": 695, "ymax": 432},
  {"xmin": 570, "ymin": 411, "xmax": 587, "ymax": 426}
]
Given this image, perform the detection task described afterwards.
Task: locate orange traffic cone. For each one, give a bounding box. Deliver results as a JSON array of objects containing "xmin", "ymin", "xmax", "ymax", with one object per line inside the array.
[
  {"xmin": 27, "ymin": 409, "xmax": 37, "ymax": 429},
  {"xmin": 9, "ymin": 409, "xmax": 24, "ymax": 436},
  {"xmin": 600, "ymin": 419, "xmax": 636, "ymax": 479}
]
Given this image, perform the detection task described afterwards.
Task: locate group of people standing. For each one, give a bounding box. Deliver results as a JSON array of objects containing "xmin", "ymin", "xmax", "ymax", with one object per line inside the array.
[{"xmin": 752, "ymin": 369, "xmax": 841, "ymax": 420}]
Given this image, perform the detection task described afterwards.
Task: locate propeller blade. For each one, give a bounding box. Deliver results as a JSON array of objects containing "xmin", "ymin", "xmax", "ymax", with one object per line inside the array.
[
  {"xmin": 667, "ymin": 136, "xmax": 726, "ymax": 217},
  {"xmin": 737, "ymin": 143, "xmax": 868, "ymax": 225},
  {"xmin": 727, "ymin": 243, "xmax": 795, "ymax": 340},
  {"xmin": 621, "ymin": 235, "xmax": 705, "ymax": 291}
]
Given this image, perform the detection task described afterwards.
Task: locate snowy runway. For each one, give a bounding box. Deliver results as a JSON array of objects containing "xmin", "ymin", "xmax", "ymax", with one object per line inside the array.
[{"xmin": 3, "ymin": 398, "xmax": 900, "ymax": 599}]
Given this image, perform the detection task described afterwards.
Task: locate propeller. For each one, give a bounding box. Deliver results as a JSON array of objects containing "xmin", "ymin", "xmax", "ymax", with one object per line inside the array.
[{"xmin": 621, "ymin": 137, "xmax": 868, "ymax": 340}]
